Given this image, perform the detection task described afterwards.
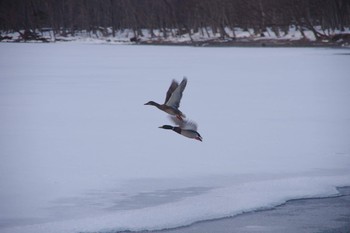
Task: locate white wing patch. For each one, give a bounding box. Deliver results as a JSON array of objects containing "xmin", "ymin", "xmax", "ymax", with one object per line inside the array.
[
  {"xmin": 169, "ymin": 116, "xmax": 198, "ymax": 131},
  {"xmin": 183, "ymin": 120, "xmax": 198, "ymax": 131}
]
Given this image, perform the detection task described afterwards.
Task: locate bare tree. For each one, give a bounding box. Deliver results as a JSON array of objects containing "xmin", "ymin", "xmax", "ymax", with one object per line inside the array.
[{"xmin": 1, "ymin": 0, "xmax": 349, "ymax": 42}]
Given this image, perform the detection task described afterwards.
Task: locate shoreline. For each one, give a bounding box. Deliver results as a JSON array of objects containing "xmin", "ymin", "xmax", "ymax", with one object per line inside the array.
[
  {"xmin": 1, "ymin": 37, "xmax": 350, "ymax": 48},
  {"xmin": 137, "ymin": 38, "xmax": 349, "ymax": 48},
  {"xmin": 122, "ymin": 186, "xmax": 350, "ymax": 233},
  {"xmin": 1, "ymin": 41, "xmax": 349, "ymax": 48}
]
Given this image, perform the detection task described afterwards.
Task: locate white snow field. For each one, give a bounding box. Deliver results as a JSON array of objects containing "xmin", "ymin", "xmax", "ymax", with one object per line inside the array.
[{"xmin": 0, "ymin": 43, "xmax": 350, "ymax": 233}]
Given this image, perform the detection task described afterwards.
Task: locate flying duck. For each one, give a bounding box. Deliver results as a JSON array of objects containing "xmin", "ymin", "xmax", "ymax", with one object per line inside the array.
[
  {"xmin": 159, "ymin": 116, "xmax": 203, "ymax": 142},
  {"xmin": 145, "ymin": 77, "xmax": 187, "ymax": 120}
]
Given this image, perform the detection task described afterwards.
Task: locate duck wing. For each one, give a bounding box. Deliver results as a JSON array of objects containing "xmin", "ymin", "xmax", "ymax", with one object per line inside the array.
[
  {"xmin": 170, "ymin": 116, "xmax": 198, "ymax": 131},
  {"xmin": 165, "ymin": 77, "xmax": 187, "ymax": 109},
  {"xmin": 164, "ymin": 80, "xmax": 178, "ymax": 104},
  {"xmin": 183, "ymin": 120, "xmax": 198, "ymax": 131}
]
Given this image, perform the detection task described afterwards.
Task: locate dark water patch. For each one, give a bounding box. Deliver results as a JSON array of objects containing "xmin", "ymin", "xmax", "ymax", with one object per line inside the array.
[
  {"xmin": 46, "ymin": 186, "xmax": 213, "ymax": 220},
  {"xmin": 109, "ymin": 186, "xmax": 350, "ymax": 233},
  {"xmin": 108, "ymin": 187, "xmax": 212, "ymax": 211},
  {"xmin": 333, "ymin": 53, "xmax": 350, "ymax": 56},
  {"xmin": 0, "ymin": 217, "xmax": 50, "ymax": 229}
]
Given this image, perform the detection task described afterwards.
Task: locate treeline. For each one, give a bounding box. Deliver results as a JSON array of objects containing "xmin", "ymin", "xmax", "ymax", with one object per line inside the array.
[{"xmin": 1, "ymin": 0, "xmax": 349, "ymax": 40}]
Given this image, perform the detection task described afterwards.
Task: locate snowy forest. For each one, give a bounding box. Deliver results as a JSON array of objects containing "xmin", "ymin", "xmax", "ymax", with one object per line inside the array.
[{"xmin": 1, "ymin": 0, "xmax": 350, "ymax": 44}]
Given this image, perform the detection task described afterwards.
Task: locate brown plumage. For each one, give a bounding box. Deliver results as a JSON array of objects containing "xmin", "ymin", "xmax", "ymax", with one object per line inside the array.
[{"xmin": 145, "ymin": 77, "xmax": 187, "ymax": 120}]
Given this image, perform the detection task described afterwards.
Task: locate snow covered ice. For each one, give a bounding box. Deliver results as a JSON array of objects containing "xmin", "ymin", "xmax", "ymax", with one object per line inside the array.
[{"xmin": 0, "ymin": 43, "xmax": 350, "ymax": 233}]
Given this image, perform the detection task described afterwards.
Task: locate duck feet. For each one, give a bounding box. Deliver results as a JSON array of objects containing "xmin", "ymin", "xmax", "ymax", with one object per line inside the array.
[{"xmin": 176, "ymin": 115, "xmax": 184, "ymax": 121}]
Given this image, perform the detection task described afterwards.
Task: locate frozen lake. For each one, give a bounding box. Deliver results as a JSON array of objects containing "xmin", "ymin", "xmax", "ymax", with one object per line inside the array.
[{"xmin": 0, "ymin": 43, "xmax": 350, "ymax": 233}]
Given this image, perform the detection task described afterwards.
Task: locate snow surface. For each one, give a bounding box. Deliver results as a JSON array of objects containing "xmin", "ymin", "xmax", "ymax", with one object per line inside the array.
[{"xmin": 0, "ymin": 43, "xmax": 350, "ymax": 233}]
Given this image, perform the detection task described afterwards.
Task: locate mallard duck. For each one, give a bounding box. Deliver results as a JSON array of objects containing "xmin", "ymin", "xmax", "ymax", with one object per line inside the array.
[
  {"xmin": 145, "ymin": 77, "xmax": 187, "ymax": 120},
  {"xmin": 159, "ymin": 116, "xmax": 203, "ymax": 142}
]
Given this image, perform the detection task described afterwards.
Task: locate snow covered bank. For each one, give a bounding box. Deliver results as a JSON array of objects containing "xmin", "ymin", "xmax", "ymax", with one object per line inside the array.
[
  {"xmin": 0, "ymin": 44, "xmax": 350, "ymax": 233},
  {"xmin": 1, "ymin": 26, "xmax": 350, "ymax": 47}
]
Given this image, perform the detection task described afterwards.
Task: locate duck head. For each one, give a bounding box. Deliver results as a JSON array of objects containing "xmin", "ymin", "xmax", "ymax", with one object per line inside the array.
[
  {"xmin": 144, "ymin": 101, "xmax": 156, "ymax": 106},
  {"xmin": 158, "ymin": 125, "xmax": 174, "ymax": 130}
]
